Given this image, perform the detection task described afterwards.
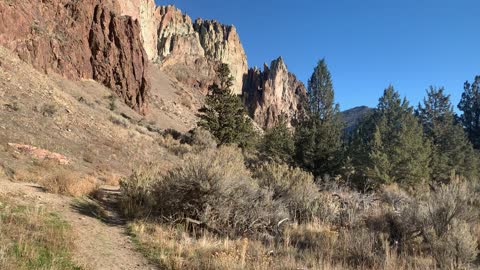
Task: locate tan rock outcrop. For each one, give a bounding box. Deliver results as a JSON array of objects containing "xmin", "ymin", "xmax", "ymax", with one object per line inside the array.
[
  {"xmin": 243, "ymin": 57, "xmax": 308, "ymax": 128},
  {"xmin": 194, "ymin": 19, "xmax": 248, "ymax": 94},
  {"xmin": 0, "ymin": 0, "xmax": 150, "ymax": 113},
  {"xmin": 157, "ymin": 6, "xmax": 205, "ymax": 64},
  {"xmin": 119, "ymin": 3, "xmax": 248, "ymax": 94}
]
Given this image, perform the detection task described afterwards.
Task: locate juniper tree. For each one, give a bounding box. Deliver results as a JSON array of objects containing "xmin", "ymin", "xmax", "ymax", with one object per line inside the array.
[
  {"xmin": 350, "ymin": 86, "xmax": 431, "ymax": 189},
  {"xmin": 259, "ymin": 115, "xmax": 295, "ymax": 164},
  {"xmin": 458, "ymin": 76, "xmax": 480, "ymax": 150},
  {"xmin": 198, "ymin": 64, "xmax": 255, "ymax": 149},
  {"xmin": 417, "ymin": 87, "xmax": 478, "ymax": 183},
  {"xmin": 295, "ymin": 59, "xmax": 343, "ymax": 178}
]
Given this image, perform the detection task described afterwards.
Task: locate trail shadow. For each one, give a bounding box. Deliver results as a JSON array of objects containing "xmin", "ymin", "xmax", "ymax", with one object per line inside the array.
[{"xmin": 71, "ymin": 187, "xmax": 126, "ymax": 226}]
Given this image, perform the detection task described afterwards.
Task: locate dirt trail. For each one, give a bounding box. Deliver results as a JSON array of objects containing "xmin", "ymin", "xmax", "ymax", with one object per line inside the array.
[{"xmin": 0, "ymin": 178, "xmax": 157, "ymax": 270}]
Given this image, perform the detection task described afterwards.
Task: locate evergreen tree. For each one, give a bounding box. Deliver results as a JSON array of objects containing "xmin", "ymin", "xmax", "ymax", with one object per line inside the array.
[
  {"xmin": 349, "ymin": 86, "xmax": 431, "ymax": 189},
  {"xmin": 259, "ymin": 115, "xmax": 295, "ymax": 164},
  {"xmin": 295, "ymin": 59, "xmax": 343, "ymax": 178},
  {"xmin": 198, "ymin": 64, "xmax": 256, "ymax": 149},
  {"xmin": 417, "ymin": 87, "xmax": 478, "ymax": 183},
  {"xmin": 458, "ymin": 76, "xmax": 480, "ymax": 150}
]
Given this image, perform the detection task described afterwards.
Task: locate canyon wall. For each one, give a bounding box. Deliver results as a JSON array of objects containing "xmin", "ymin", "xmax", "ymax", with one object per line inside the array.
[
  {"xmin": 118, "ymin": 3, "xmax": 247, "ymax": 95},
  {"xmin": 0, "ymin": 0, "xmax": 309, "ymax": 127},
  {"xmin": 0, "ymin": 0, "xmax": 149, "ymax": 113}
]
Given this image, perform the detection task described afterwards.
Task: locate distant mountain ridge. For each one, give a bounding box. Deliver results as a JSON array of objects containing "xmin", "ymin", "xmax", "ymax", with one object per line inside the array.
[{"xmin": 341, "ymin": 106, "xmax": 373, "ymax": 132}]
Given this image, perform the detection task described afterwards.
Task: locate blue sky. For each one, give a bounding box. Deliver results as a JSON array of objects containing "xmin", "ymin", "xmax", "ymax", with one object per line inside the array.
[{"xmin": 157, "ymin": 0, "xmax": 480, "ymax": 110}]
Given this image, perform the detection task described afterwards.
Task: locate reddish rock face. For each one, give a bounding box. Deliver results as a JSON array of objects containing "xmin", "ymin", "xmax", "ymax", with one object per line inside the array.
[
  {"xmin": 0, "ymin": 0, "xmax": 149, "ymax": 113},
  {"xmin": 89, "ymin": 3, "xmax": 149, "ymax": 113},
  {"xmin": 243, "ymin": 57, "xmax": 308, "ymax": 129}
]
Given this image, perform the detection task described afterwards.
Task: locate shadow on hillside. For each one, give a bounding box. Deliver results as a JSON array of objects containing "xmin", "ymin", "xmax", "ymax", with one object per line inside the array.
[{"xmin": 71, "ymin": 187, "xmax": 126, "ymax": 226}]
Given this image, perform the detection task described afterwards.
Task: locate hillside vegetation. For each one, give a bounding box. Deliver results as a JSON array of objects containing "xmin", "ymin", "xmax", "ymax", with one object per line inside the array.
[
  {"xmin": 116, "ymin": 65, "xmax": 480, "ymax": 269},
  {"xmin": 0, "ymin": 0, "xmax": 479, "ymax": 269}
]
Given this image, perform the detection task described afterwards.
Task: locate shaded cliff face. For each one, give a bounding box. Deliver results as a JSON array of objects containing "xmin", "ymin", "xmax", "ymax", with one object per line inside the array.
[
  {"xmin": 0, "ymin": 0, "xmax": 149, "ymax": 113},
  {"xmin": 243, "ymin": 57, "xmax": 308, "ymax": 128}
]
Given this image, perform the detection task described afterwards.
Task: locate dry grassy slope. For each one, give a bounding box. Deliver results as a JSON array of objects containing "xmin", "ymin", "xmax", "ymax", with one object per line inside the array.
[
  {"xmin": 148, "ymin": 63, "xmax": 204, "ymax": 131},
  {"xmin": 0, "ymin": 46, "xmax": 184, "ymax": 178}
]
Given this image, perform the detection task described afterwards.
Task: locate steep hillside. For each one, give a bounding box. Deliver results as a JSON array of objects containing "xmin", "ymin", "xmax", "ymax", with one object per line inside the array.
[
  {"xmin": 0, "ymin": 45, "xmax": 183, "ymax": 178},
  {"xmin": 0, "ymin": 0, "xmax": 150, "ymax": 113}
]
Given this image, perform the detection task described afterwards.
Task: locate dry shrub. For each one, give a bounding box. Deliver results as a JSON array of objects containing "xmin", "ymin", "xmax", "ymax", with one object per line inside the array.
[
  {"xmin": 254, "ymin": 163, "xmax": 320, "ymax": 223},
  {"xmin": 119, "ymin": 147, "xmax": 288, "ymax": 236},
  {"xmin": 187, "ymin": 127, "xmax": 217, "ymax": 152},
  {"xmin": 422, "ymin": 182, "xmax": 479, "ymax": 268},
  {"xmin": 180, "ymin": 95, "xmax": 193, "ymax": 109},
  {"xmin": 12, "ymin": 160, "xmax": 98, "ymax": 197},
  {"xmin": 429, "ymin": 221, "xmax": 478, "ymax": 269},
  {"xmin": 98, "ymin": 171, "xmax": 121, "ymax": 186},
  {"xmin": 41, "ymin": 172, "xmax": 98, "ymax": 197},
  {"xmin": 159, "ymin": 134, "xmax": 192, "ymax": 156},
  {"xmin": 152, "ymin": 147, "xmax": 287, "ymax": 237},
  {"xmin": 284, "ymin": 223, "xmax": 338, "ymax": 253},
  {"xmin": 335, "ymin": 228, "xmax": 381, "ymax": 268},
  {"xmin": 368, "ymin": 182, "xmax": 479, "ymax": 268},
  {"xmin": 119, "ymin": 164, "xmax": 159, "ymax": 218}
]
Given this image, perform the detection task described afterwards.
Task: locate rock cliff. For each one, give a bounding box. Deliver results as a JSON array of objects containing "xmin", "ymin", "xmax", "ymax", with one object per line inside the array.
[
  {"xmin": 118, "ymin": 0, "xmax": 159, "ymax": 60},
  {"xmin": 119, "ymin": 3, "xmax": 247, "ymax": 94},
  {"xmin": 243, "ymin": 57, "xmax": 308, "ymax": 128},
  {"xmin": 193, "ymin": 19, "xmax": 248, "ymax": 94},
  {"xmin": 0, "ymin": 0, "xmax": 150, "ymax": 113}
]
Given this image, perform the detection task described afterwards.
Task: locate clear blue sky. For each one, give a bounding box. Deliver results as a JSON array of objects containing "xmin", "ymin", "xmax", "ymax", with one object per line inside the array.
[{"xmin": 157, "ymin": 0, "xmax": 480, "ymax": 111}]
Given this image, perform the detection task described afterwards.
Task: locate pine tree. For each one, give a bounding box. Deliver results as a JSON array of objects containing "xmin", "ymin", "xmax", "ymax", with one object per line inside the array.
[
  {"xmin": 259, "ymin": 115, "xmax": 295, "ymax": 164},
  {"xmin": 417, "ymin": 87, "xmax": 478, "ymax": 183},
  {"xmin": 295, "ymin": 59, "xmax": 343, "ymax": 178},
  {"xmin": 458, "ymin": 76, "xmax": 480, "ymax": 150},
  {"xmin": 350, "ymin": 86, "xmax": 431, "ymax": 189},
  {"xmin": 198, "ymin": 64, "xmax": 256, "ymax": 149}
]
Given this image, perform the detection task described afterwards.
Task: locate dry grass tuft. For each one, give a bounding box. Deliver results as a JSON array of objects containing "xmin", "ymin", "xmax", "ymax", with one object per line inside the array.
[
  {"xmin": 41, "ymin": 173, "xmax": 99, "ymax": 197},
  {"xmin": 12, "ymin": 160, "xmax": 99, "ymax": 197}
]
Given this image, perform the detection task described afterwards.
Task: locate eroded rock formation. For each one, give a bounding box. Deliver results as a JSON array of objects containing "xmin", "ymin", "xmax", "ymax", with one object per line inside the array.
[
  {"xmin": 118, "ymin": 3, "xmax": 247, "ymax": 94},
  {"xmin": 0, "ymin": 0, "xmax": 149, "ymax": 113},
  {"xmin": 193, "ymin": 19, "xmax": 248, "ymax": 94},
  {"xmin": 243, "ymin": 57, "xmax": 308, "ymax": 128}
]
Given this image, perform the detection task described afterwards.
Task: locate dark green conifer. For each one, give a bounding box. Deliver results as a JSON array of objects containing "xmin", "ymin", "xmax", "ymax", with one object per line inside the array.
[
  {"xmin": 417, "ymin": 87, "xmax": 478, "ymax": 182},
  {"xmin": 458, "ymin": 76, "xmax": 480, "ymax": 150},
  {"xmin": 259, "ymin": 115, "xmax": 295, "ymax": 164},
  {"xmin": 295, "ymin": 59, "xmax": 343, "ymax": 178},
  {"xmin": 198, "ymin": 64, "xmax": 256, "ymax": 149},
  {"xmin": 350, "ymin": 86, "xmax": 431, "ymax": 188}
]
